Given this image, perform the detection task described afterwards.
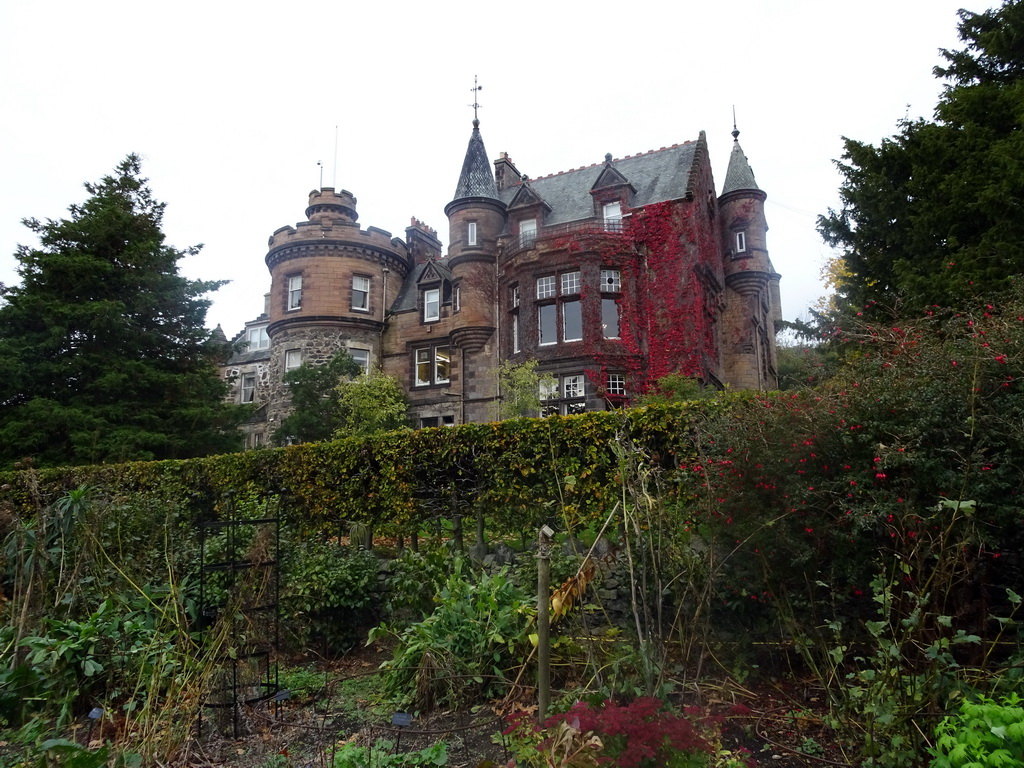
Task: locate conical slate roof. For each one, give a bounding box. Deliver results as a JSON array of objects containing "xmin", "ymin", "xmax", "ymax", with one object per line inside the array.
[
  {"xmin": 452, "ymin": 119, "xmax": 499, "ymax": 200},
  {"xmin": 721, "ymin": 132, "xmax": 759, "ymax": 195}
]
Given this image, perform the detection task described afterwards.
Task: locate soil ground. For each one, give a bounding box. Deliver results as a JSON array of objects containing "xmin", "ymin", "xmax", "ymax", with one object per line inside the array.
[{"xmin": 164, "ymin": 638, "xmax": 858, "ymax": 768}]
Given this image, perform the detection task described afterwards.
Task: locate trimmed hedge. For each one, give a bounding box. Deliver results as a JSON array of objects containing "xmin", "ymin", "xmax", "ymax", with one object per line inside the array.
[{"xmin": 0, "ymin": 401, "xmax": 728, "ymax": 534}]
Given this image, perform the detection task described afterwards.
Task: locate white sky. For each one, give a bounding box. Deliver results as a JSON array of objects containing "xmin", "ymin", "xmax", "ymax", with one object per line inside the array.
[{"xmin": 0, "ymin": 0, "xmax": 986, "ymax": 336}]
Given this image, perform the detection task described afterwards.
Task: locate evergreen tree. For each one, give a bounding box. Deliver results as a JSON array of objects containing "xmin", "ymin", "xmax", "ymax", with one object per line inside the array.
[
  {"xmin": 0, "ymin": 155, "xmax": 243, "ymax": 466},
  {"xmin": 818, "ymin": 0, "xmax": 1024, "ymax": 315}
]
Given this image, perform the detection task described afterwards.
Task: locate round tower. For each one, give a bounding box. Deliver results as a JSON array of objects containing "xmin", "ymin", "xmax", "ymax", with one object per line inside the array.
[
  {"xmin": 717, "ymin": 128, "xmax": 780, "ymax": 390},
  {"xmin": 719, "ymin": 128, "xmax": 770, "ymax": 294},
  {"xmin": 264, "ymin": 187, "xmax": 413, "ymax": 429},
  {"xmin": 444, "ymin": 118, "xmax": 506, "ymax": 352}
]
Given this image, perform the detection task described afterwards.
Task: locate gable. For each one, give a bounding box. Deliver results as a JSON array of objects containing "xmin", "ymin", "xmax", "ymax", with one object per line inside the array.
[
  {"xmin": 507, "ymin": 183, "xmax": 552, "ymax": 213},
  {"xmin": 591, "ymin": 164, "xmax": 631, "ymax": 192}
]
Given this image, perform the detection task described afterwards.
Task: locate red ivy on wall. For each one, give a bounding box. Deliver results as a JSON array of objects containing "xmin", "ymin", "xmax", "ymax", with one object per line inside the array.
[{"xmin": 551, "ymin": 200, "xmax": 722, "ymax": 399}]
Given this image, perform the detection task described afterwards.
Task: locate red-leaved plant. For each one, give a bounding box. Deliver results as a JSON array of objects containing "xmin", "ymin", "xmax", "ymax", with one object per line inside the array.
[{"xmin": 505, "ymin": 697, "xmax": 745, "ymax": 768}]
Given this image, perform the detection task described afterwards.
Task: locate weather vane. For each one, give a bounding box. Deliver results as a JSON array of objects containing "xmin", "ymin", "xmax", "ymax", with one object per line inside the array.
[{"xmin": 469, "ymin": 76, "xmax": 483, "ymax": 121}]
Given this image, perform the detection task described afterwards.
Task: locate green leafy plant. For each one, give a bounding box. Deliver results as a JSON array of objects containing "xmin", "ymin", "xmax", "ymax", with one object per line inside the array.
[
  {"xmin": 371, "ymin": 560, "xmax": 534, "ymax": 710},
  {"xmin": 331, "ymin": 738, "xmax": 448, "ymax": 767},
  {"xmin": 383, "ymin": 547, "xmax": 451, "ymax": 621},
  {"xmin": 280, "ymin": 539, "xmax": 380, "ymax": 650},
  {"xmin": 931, "ymin": 694, "xmax": 1024, "ymax": 768},
  {"xmin": 277, "ymin": 665, "xmax": 327, "ymax": 700}
]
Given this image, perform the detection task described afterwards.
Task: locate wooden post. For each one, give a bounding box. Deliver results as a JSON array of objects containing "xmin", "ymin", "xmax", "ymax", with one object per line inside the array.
[
  {"xmin": 476, "ymin": 508, "xmax": 487, "ymax": 555},
  {"xmin": 451, "ymin": 482, "xmax": 464, "ymax": 552},
  {"xmin": 537, "ymin": 524, "xmax": 554, "ymax": 723}
]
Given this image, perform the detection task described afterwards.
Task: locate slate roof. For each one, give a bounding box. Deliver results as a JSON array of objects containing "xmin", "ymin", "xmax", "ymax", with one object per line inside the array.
[
  {"xmin": 499, "ymin": 141, "xmax": 699, "ymax": 226},
  {"xmin": 452, "ymin": 120, "xmax": 499, "ymax": 200},
  {"xmin": 390, "ymin": 259, "xmax": 455, "ymax": 314},
  {"xmin": 225, "ymin": 344, "xmax": 271, "ymax": 366},
  {"xmin": 721, "ymin": 137, "xmax": 759, "ymax": 195}
]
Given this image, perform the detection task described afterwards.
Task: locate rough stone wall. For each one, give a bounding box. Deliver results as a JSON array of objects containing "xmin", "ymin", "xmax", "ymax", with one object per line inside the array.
[{"xmin": 266, "ymin": 325, "xmax": 381, "ymax": 430}]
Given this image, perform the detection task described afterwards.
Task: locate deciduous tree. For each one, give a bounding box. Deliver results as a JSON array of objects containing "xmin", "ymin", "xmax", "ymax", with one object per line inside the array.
[
  {"xmin": 272, "ymin": 351, "xmax": 362, "ymax": 444},
  {"xmin": 273, "ymin": 353, "xmax": 409, "ymax": 444}
]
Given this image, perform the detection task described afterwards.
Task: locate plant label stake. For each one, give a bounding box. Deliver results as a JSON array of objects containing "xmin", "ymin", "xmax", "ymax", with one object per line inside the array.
[{"xmin": 392, "ymin": 711, "xmax": 412, "ymax": 752}]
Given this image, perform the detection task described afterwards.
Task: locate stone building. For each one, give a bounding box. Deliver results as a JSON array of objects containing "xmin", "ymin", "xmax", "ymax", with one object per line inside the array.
[{"xmin": 222, "ymin": 119, "xmax": 780, "ymax": 445}]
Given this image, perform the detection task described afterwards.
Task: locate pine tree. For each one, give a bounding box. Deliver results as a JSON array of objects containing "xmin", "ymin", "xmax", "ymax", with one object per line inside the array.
[{"xmin": 0, "ymin": 155, "xmax": 244, "ymax": 466}]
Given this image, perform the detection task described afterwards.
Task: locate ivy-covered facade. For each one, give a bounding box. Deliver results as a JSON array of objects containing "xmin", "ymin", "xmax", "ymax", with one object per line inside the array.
[{"xmin": 222, "ymin": 119, "xmax": 781, "ymax": 442}]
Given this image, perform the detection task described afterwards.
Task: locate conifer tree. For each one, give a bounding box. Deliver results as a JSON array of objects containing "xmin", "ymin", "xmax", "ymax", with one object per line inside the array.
[
  {"xmin": 0, "ymin": 155, "xmax": 243, "ymax": 466},
  {"xmin": 818, "ymin": 0, "xmax": 1024, "ymax": 315}
]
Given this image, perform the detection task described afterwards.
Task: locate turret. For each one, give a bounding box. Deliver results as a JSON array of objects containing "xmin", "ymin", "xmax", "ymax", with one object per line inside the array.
[
  {"xmin": 444, "ymin": 118, "xmax": 506, "ymax": 352},
  {"xmin": 719, "ymin": 128, "xmax": 771, "ymax": 297},
  {"xmin": 718, "ymin": 126, "xmax": 781, "ymax": 390},
  {"xmin": 262, "ymin": 186, "xmax": 413, "ymax": 429}
]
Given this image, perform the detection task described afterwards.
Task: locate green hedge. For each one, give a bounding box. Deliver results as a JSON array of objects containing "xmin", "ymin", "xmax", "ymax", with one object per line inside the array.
[{"xmin": 0, "ymin": 401, "xmax": 725, "ymax": 534}]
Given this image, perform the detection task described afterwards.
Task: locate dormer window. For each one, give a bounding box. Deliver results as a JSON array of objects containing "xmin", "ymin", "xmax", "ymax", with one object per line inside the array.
[
  {"xmin": 423, "ymin": 288, "xmax": 440, "ymax": 322},
  {"xmin": 467, "ymin": 221, "xmax": 477, "ymax": 246},
  {"xmin": 603, "ymin": 201, "xmax": 622, "ymax": 231},
  {"xmin": 519, "ymin": 219, "xmax": 537, "ymax": 248},
  {"xmin": 246, "ymin": 325, "xmax": 269, "ymax": 350}
]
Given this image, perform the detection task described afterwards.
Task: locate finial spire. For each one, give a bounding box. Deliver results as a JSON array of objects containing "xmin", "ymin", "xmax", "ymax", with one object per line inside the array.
[
  {"xmin": 731, "ymin": 106, "xmax": 740, "ymax": 141},
  {"xmin": 469, "ymin": 75, "xmax": 483, "ymax": 126}
]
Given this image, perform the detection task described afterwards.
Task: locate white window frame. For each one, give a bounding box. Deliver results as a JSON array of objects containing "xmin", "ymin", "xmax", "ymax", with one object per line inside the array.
[
  {"xmin": 600, "ymin": 269, "xmax": 621, "ymax": 293},
  {"xmin": 246, "ymin": 325, "xmax": 269, "ymax": 350},
  {"xmin": 735, "ymin": 230, "xmax": 747, "ymax": 253},
  {"xmin": 284, "ymin": 348, "xmax": 302, "ymax": 373},
  {"xmin": 512, "ymin": 314, "xmax": 520, "ymax": 353},
  {"xmin": 540, "ymin": 373, "xmax": 587, "ymax": 416},
  {"xmin": 434, "ymin": 346, "xmax": 451, "ymax": 384},
  {"xmin": 287, "ymin": 275, "xmax": 302, "ymax": 311},
  {"xmin": 538, "ymin": 304, "xmax": 557, "ymax": 346},
  {"xmin": 607, "ymin": 373, "xmax": 626, "ymax": 396},
  {"xmin": 602, "ymin": 298, "xmax": 620, "ymax": 339},
  {"xmin": 511, "ymin": 284, "xmax": 520, "ymax": 308},
  {"xmin": 415, "ymin": 348, "xmax": 431, "ymax": 386},
  {"xmin": 241, "ymin": 373, "xmax": 256, "ymax": 403},
  {"xmin": 560, "ymin": 271, "xmax": 581, "ymax": 295},
  {"xmin": 467, "ymin": 221, "xmax": 477, "ymax": 246},
  {"xmin": 603, "ymin": 201, "xmax": 623, "ymax": 231},
  {"xmin": 352, "ymin": 275, "xmax": 370, "ymax": 312},
  {"xmin": 349, "ymin": 348, "xmax": 370, "ymax": 375},
  {"xmin": 423, "ymin": 288, "xmax": 440, "ymax": 322},
  {"xmin": 414, "ymin": 345, "xmax": 450, "ymax": 386},
  {"xmin": 520, "ymin": 218, "xmax": 537, "ymax": 247},
  {"xmin": 563, "ymin": 374, "xmax": 585, "ymax": 399},
  {"xmin": 563, "ymin": 299, "xmax": 582, "ymax": 342},
  {"xmin": 536, "ymin": 276, "xmax": 555, "ymax": 300}
]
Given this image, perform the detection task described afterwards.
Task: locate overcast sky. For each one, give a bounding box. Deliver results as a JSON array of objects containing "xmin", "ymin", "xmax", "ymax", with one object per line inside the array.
[{"xmin": 0, "ymin": 0, "xmax": 987, "ymax": 336}]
